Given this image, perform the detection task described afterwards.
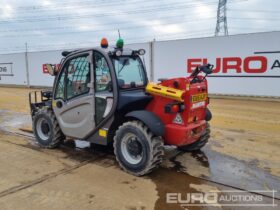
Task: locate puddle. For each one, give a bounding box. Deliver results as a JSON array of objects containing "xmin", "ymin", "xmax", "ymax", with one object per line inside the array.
[
  {"xmin": 149, "ymin": 168, "xmax": 206, "ymax": 210},
  {"xmin": 150, "ymin": 149, "xmax": 222, "ymax": 210},
  {"xmin": 162, "ymin": 144, "xmax": 280, "ymax": 199},
  {"xmin": 150, "ymin": 146, "xmax": 280, "ymax": 209},
  {"xmin": 0, "ymin": 110, "xmax": 32, "ymax": 137},
  {"xmin": 202, "ymin": 145, "xmax": 280, "ymax": 197}
]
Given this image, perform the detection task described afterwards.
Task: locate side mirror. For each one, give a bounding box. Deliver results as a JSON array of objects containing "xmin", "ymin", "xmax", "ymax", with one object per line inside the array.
[{"xmin": 45, "ymin": 64, "xmax": 56, "ymax": 76}]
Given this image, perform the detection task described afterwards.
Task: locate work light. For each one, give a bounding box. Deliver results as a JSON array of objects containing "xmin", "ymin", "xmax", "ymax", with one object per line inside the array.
[
  {"xmin": 115, "ymin": 49, "xmax": 122, "ymax": 56},
  {"xmin": 138, "ymin": 49, "xmax": 145, "ymax": 55}
]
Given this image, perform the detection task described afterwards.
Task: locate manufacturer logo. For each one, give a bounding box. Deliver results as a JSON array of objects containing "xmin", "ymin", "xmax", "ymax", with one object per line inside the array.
[{"xmin": 187, "ymin": 51, "xmax": 280, "ymax": 77}]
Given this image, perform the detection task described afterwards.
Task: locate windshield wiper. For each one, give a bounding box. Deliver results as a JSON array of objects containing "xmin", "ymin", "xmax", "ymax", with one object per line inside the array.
[{"xmin": 118, "ymin": 58, "xmax": 129, "ymax": 74}]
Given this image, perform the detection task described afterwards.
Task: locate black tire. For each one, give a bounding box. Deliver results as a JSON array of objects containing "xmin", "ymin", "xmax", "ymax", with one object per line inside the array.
[
  {"xmin": 206, "ymin": 108, "xmax": 212, "ymax": 121},
  {"xmin": 33, "ymin": 108, "xmax": 65, "ymax": 148},
  {"xmin": 114, "ymin": 121, "xmax": 164, "ymax": 176},
  {"xmin": 178, "ymin": 122, "xmax": 210, "ymax": 152}
]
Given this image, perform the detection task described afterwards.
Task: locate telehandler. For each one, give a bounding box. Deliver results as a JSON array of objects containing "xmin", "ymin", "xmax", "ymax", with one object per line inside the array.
[{"xmin": 29, "ymin": 38, "xmax": 213, "ymax": 176}]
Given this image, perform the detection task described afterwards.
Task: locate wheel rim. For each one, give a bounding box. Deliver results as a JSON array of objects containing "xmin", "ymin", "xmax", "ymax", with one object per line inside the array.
[
  {"xmin": 121, "ymin": 133, "xmax": 143, "ymax": 165},
  {"xmin": 36, "ymin": 118, "xmax": 51, "ymax": 141}
]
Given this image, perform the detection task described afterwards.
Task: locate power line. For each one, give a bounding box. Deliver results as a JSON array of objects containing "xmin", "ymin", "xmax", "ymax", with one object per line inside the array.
[
  {"xmin": 0, "ymin": 0, "xmax": 256, "ymax": 54},
  {"xmin": 228, "ymin": 17, "xmax": 280, "ymax": 21},
  {"xmin": 0, "ymin": 15, "xmax": 216, "ymax": 34},
  {"xmin": 15, "ymin": 0, "xmax": 188, "ymax": 11},
  {"xmin": 10, "ymin": 0, "xmax": 194, "ymax": 13},
  {"xmin": 0, "ymin": 19, "xmax": 215, "ymax": 38},
  {"xmin": 229, "ymin": 26, "xmax": 280, "ymax": 30},
  {"xmin": 228, "ymin": 9, "xmax": 280, "ymax": 14},
  {"xmin": 0, "ymin": 2, "xmax": 218, "ymax": 24},
  {"xmin": 0, "ymin": 31, "xmax": 214, "ymax": 53},
  {"xmin": 12, "ymin": 0, "xmax": 247, "ymax": 12}
]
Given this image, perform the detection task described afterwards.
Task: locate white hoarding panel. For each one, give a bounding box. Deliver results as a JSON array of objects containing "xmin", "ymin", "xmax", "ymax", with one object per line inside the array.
[
  {"xmin": 28, "ymin": 50, "xmax": 63, "ymax": 87},
  {"xmin": 0, "ymin": 53, "xmax": 27, "ymax": 85},
  {"xmin": 153, "ymin": 32, "xmax": 280, "ymax": 97},
  {"xmin": 1, "ymin": 32, "xmax": 279, "ymax": 97}
]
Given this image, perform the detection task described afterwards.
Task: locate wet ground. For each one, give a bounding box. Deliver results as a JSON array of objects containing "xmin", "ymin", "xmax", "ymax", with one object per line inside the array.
[{"xmin": 0, "ymin": 87, "xmax": 279, "ymax": 210}]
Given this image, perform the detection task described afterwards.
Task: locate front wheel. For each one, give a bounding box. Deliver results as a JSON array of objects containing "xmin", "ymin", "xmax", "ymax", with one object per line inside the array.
[
  {"xmin": 114, "ymin": 121, "xmax": 164, "ymax": 176},
  {"xmin": 33, "ymin": 108, "xmax": 65, "ymax": 148}
]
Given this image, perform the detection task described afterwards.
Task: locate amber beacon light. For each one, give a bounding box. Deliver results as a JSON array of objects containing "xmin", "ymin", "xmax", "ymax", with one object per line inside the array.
[{"xmin": 101, "ymin": 38, "xmax": 108, "ymax": 48}]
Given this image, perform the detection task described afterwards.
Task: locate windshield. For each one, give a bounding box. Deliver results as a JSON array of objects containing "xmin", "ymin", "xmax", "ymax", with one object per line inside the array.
[{"xmin": 111, "ymin": 56, "xmax": 146, "ymax": 89}]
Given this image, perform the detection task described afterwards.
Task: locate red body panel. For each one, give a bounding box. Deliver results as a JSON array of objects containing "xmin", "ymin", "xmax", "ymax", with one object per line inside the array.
[{"xmin": 146, "ymin": 76, "xmax": 209, "ymax": 146}]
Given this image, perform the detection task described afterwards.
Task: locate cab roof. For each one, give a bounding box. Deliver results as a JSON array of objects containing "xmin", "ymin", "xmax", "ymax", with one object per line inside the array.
[{"xmin": 62, "ymin": 47, "xmax": 136, "ymax": 57}]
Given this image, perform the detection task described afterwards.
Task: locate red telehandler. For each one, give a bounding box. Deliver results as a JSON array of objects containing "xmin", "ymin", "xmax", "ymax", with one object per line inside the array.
[{"xmin": 29, "ymin": 38, "xmax": 213, "ymax": 176}]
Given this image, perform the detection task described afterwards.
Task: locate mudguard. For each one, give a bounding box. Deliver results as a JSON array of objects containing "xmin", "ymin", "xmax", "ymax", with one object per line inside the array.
[{"xmin": 126, "ymin": 110, "xmax": 165, "ymax": 136}]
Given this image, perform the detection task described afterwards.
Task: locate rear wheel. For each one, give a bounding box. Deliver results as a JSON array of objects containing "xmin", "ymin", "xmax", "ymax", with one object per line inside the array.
[
  {"xmin": 33, "ymin": 108, "xmax": 65, "ymax": 148},
  {"xmin": 114, "ymin": 121, "xmax": 164, "ymax": 176},
  {"xmin": 178, "ymin": 122, "xmax": 210, "ymax": 152}
]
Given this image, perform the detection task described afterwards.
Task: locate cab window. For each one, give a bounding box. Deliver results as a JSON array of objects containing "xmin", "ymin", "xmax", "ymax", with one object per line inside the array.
[
  {"xmin": 94, "ymin": 52, "xmax": 111, "ymax": 92},
  {"xmin": 54, "ymin": 69, "xmax": 66, "ymax": 100},
  {"xmin": 54, "ymin": 55, "xmax": 91, "ymax": 100},
  {"xmin": 112, "ymin": 56, "xmax": 145, "ymax": 89},
  {"xmin": 66, "ymin": 56, "xmax": 90, "ymax": 99}
]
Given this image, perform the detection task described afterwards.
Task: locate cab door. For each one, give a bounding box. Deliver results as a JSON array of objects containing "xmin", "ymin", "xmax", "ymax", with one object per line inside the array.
[
  {"xmin": 93, "ymin": 51, "xmax": 114, "ymax": 125},
  {"xmin": 52, "ymin": 51, "xmax": 95, "ymax": 139}
]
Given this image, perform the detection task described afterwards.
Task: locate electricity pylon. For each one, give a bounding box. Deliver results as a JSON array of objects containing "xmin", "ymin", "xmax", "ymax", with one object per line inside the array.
[{"xmin": 215, "ymin": 0, "xmax": 228, "ymax": 36}]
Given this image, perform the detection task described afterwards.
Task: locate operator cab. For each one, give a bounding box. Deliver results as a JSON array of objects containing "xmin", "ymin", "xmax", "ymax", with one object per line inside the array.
[{"xmin": 49, "ymin": 38, "xmax": 150, "ymax": 143}]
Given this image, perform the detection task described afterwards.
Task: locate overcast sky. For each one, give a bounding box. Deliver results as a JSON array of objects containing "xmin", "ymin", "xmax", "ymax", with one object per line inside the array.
[{"xmin": 0, "ymin": 0, "xmax": 279, "ymax": 53}]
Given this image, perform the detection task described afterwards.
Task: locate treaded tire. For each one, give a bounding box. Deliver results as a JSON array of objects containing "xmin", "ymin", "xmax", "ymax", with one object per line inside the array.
[
  {"xmin": 33, "ymin": 108, "xmax": 65, "ymax": 148},
  {"xmin": 178, "ymin": 122, "xmax": 210, "ymax": 152},
  {"xmin": 114, "ymin": 121, "xmax": 164, "ymax": 176}
]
